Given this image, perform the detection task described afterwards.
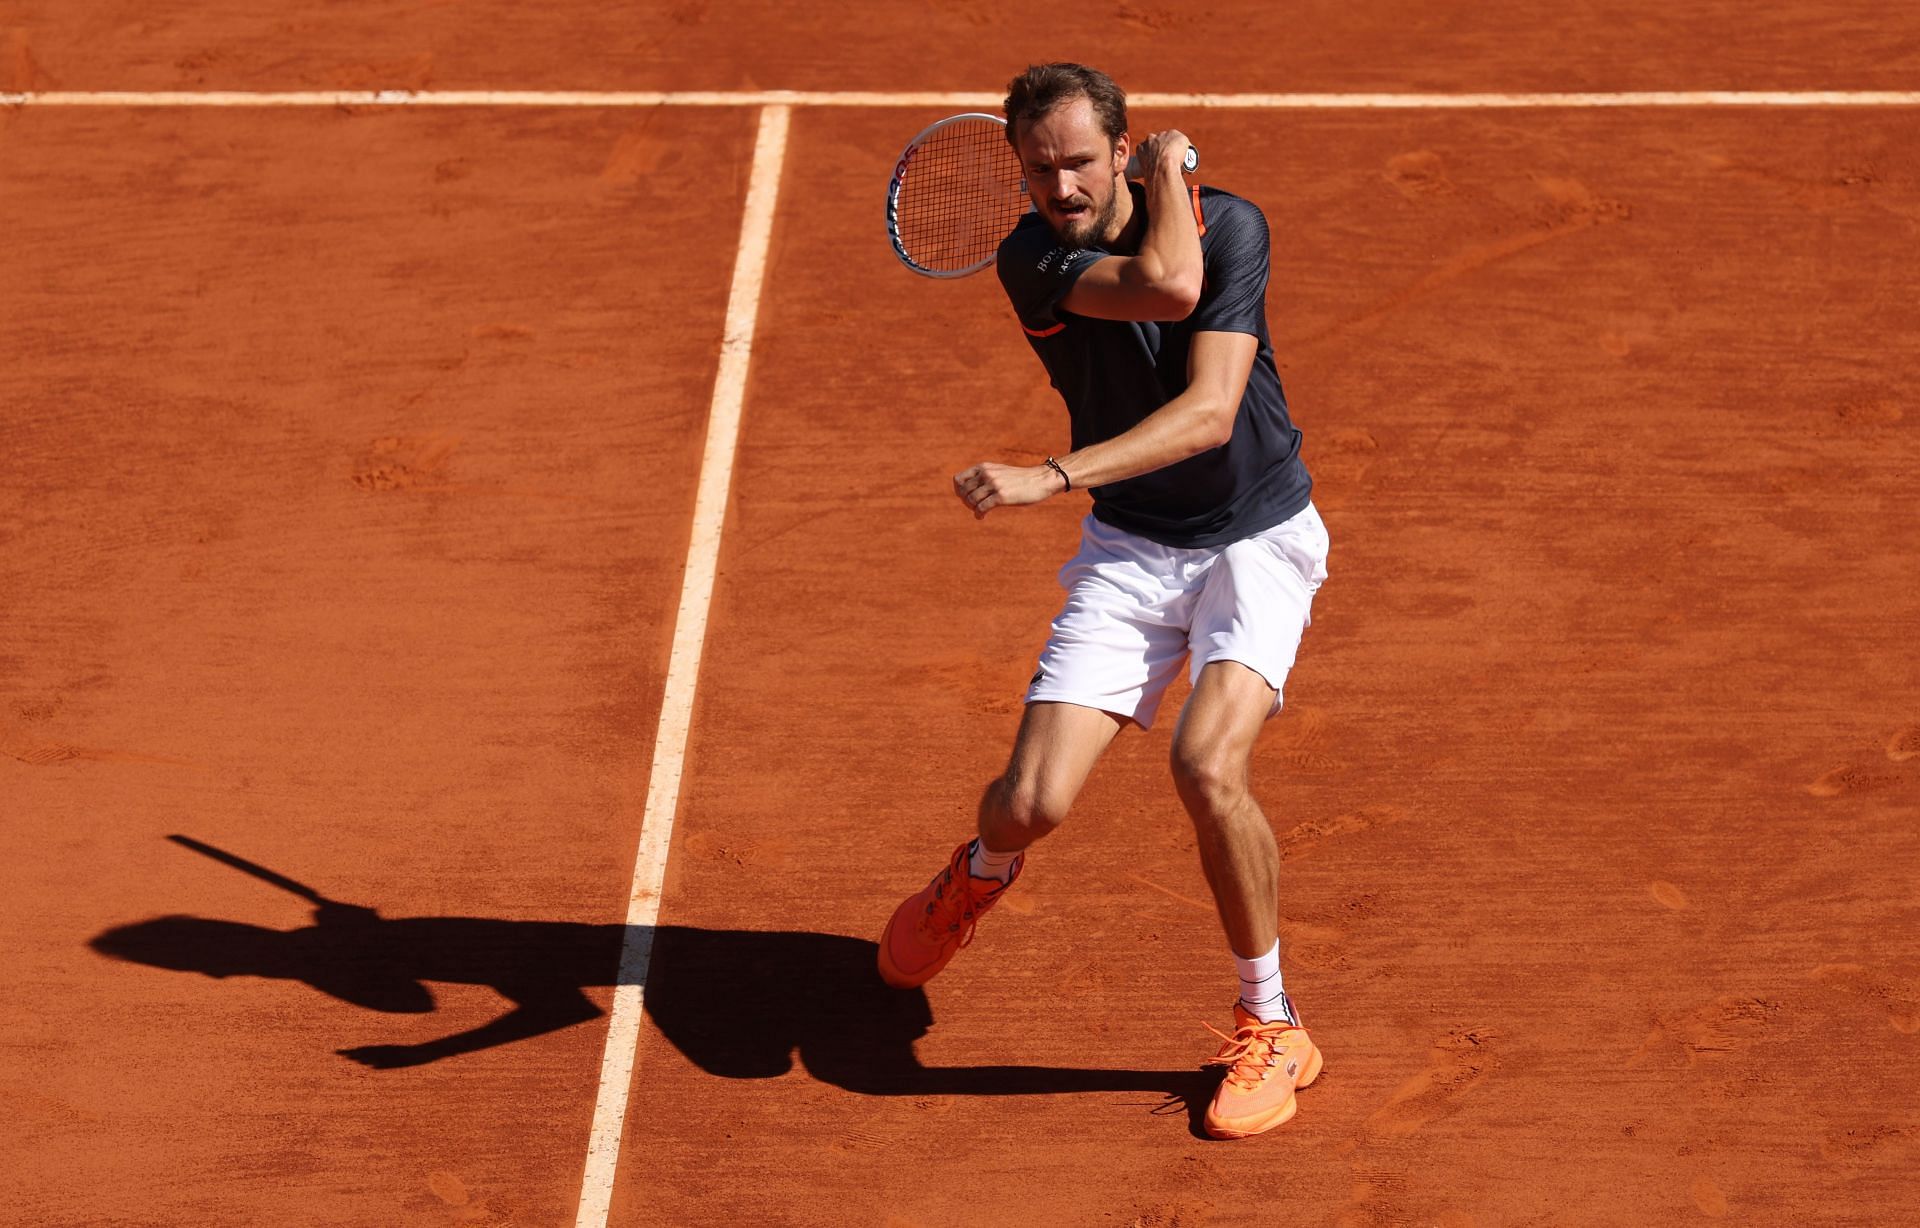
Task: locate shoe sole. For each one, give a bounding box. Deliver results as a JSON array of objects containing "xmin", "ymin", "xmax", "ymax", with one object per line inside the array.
[{"xmin": 1203, "ymin": 1041, "xmax": 1324, "ymax": 1140}]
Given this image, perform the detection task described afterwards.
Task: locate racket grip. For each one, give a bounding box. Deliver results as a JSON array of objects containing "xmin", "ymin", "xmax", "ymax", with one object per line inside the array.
[{"xmin": 1125, "ymin": 144, "xmax": 1200, "ymax": 178}]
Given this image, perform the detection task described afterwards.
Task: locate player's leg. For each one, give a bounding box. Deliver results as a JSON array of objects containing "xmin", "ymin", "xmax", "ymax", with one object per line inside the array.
[
  {"xmin": 877, "ymin": 702, "xmax": 1120, "ymax": 990},
  {"xmin": 878, "ymin": 514, "xmax": 1185, "ymax": 991},
  {"xmin": 1169, "ymin": 660, "xmax": 1282, "ymax": 961},
  {"xmin": 1174, "ymin": 503, "xmax": 1330, "ymax": 1138},
  {"xmin": 977, "ymin": 699, "xmax": 1123, "ymax": 855}
]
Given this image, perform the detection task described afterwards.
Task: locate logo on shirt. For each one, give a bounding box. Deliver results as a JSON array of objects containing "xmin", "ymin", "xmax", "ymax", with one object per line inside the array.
[{"xmin": 1036, "ymin": 247, "xmax": 1089, "ymax": 275}]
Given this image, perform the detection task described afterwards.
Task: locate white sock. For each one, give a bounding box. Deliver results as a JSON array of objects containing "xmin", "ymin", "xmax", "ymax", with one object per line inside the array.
[
  {"xmin": 1234, "ymin": 939, "xmax": 1298, "ymax": 1024},
  {"xmin": 968, "ymin": 838, "xmax": 1021, "ymax": 883}
]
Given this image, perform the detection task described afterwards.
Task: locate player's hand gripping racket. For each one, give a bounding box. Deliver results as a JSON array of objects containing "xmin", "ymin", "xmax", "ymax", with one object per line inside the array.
[{"xmin": 885, "ymin": 113, "xmax": 1197, "ymax": 278}]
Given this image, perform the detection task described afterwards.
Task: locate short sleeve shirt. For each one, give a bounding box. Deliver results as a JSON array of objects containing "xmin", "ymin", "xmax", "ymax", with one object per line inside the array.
[{"xmin": 996, "ymin": 183, "xmax": 1311, "ymax": 549}]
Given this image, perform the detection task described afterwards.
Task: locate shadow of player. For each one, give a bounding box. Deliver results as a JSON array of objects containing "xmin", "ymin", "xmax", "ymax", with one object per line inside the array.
[{"xmin": 89, "ymin": 897, "xmax": 1209, "ymax": 1112}]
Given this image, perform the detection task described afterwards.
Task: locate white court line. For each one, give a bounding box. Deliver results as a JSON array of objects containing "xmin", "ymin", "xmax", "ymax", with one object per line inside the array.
[
  {"xmin": 572, "ymin": 102, "xmax": 790, "ymax": 1228},
  {"xmin": 5, "ymin": 89, "xmax": 1920, "ymax": 108}
]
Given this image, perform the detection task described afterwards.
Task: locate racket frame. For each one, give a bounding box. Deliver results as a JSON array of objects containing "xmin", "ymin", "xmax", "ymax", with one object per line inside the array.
[
  {"xmin": 884, "ymin": 113, "xmax": 1200, "ymax": 279},
  {"xmin": 886, "ymin": 112, "xmax": 1029, "ymax": 279}
]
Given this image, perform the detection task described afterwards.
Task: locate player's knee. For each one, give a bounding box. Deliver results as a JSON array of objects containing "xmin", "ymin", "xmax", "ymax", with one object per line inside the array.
[
  {"xmin": 1007, "ymin": 780, "xmax": 1072, "ymax": 836},
  {"xmin": 1170, "ymin": 741, "xmax": 1247, "ymax": 819},
  {"xmin": 985, "ymin": 770, "xmax": 1072, "ymax": 841}
]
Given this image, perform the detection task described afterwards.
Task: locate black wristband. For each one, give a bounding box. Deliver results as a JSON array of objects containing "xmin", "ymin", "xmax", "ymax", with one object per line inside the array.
[{"xmin": 1044, "ymin": 456, "xmax": 1072, "ymax": 493}]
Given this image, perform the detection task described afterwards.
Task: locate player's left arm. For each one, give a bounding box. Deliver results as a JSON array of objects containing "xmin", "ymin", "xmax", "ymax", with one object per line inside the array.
[{"xmin": 952, "ymin": 330, "xmax": 1254, "ymax": 518}]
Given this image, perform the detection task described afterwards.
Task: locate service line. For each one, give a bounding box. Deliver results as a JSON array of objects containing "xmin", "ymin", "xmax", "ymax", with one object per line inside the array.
[
  {"xmin": 571, "ymin": 102, "xmax": 790, "ymax": 1228},
  {"xmin": 5, "ymin": 89, "xmax": 1920, "ymax": 109}
]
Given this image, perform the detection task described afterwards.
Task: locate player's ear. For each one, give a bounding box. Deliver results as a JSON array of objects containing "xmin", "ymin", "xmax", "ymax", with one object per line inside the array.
[{"xmin": 1112, "ymin": 132, "xmax": 1130, "ymax": 178}]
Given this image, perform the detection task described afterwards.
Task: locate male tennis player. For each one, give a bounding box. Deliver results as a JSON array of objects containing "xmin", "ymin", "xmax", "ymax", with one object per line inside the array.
[{"xmin": 877, "ymin": 63, "xmax": 1330, "ymax": 1139}]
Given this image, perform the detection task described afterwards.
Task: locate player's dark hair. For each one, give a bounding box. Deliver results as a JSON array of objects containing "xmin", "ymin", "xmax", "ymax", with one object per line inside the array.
[{"xmin": 1003, "ymin": 63, "xmax": 1128, "ymax": 151}]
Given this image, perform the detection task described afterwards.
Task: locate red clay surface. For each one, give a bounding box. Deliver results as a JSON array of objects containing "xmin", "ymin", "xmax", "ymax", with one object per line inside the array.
[
  {"xmin": 2, "ymin": 103, "xmax": 754, "ymax": 1225},
  {"xmin": 5, "ymin": 9, "xmax": 1920, "ymax": 1228},
  {"xmin": 626, "ymin": 106, "xmax": 1920, "ymax": 1226},
  {"xmin": 7, "ymin": 3, "xmax": 1920, "ymax": 93}
]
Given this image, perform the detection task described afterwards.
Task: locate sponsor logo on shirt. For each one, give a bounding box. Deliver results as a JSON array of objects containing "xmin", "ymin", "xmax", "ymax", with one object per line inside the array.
[{"xmin": 1036, "ymin": 247, "xmax": 1090, "ymax": 275}]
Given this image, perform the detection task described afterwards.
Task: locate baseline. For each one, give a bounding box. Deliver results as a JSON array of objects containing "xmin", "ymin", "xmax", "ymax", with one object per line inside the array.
[{"xmin": 5, "ymin": 89, "xmax": 1920, "ymax": 109}]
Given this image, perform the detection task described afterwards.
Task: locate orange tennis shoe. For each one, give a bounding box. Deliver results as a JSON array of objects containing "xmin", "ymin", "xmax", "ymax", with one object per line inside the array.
[
  {"xmin": 1202, "ymin": 1004, "xmax": 1323, "ymax": 1139},
  {"xmin": 877, "ymin": 841, "xmax": 1021, "ymax": 989}
]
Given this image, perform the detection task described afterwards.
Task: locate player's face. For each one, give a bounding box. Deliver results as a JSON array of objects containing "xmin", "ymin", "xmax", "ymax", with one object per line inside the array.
[{"xmin": 1015, "ymin": 96, "xmax": 1127, "ymax": 249}]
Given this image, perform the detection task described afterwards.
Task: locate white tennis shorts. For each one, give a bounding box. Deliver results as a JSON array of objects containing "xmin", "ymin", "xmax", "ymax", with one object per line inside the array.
[{"xmin": 1025, "ymin": 502, "xmax": 1330, "ymax": 729}]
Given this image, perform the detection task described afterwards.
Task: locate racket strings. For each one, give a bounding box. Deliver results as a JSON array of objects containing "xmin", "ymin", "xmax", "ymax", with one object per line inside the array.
[{"xmin": 893, "ymin": 119, "xmax": 1028, "ymax": 273}]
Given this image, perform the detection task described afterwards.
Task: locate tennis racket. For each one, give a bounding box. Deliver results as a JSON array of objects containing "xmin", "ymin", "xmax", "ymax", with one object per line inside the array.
[{"xmin": 885, "ymin": 113, "xmax": 1198, "ymax": 279}]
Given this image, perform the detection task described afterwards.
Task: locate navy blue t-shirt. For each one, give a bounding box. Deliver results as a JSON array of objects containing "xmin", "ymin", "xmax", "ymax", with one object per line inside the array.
[{"xmin": 996, "ymin": 183, "xmax": 1311, "ymax": 549}]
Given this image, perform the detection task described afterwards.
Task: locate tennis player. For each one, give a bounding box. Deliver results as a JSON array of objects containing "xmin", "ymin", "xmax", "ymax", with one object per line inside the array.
[{"xmin": 877, "ymin": 63, "xmax": 1330, "ymax": 1139}]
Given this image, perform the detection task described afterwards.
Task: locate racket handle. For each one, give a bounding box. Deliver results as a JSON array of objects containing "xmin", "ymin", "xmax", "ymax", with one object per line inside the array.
[{"xmin": 1125, "ymin": 144, "xmax": 1199, "ymax": 178}]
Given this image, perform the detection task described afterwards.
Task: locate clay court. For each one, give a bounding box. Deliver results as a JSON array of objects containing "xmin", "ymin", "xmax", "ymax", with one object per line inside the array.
[{"xmin": 4, "ymin": 4, "xmax": 1918, "ymax": 1226}]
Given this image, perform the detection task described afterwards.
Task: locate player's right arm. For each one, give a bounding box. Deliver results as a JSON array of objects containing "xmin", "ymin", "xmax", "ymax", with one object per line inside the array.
[{"xmin": 1057, "ymin": 131, "xmax": 1203, "ymax": 322}]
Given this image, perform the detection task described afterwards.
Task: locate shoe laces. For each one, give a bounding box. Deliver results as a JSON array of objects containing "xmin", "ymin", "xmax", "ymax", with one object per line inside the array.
[
  {"xmin": 918, "ymin": 862, "xmax": 996, "ymax": 949},
  {"xmin": 1203, "ymin": 1018, "xmax": 1295, "ymax": 1091}
]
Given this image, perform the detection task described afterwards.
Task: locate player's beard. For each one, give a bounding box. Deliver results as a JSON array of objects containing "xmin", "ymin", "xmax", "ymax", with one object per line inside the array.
[{"xmin": 1049, "ymin": 174, "xmax": 1122, "ymax": 251}]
